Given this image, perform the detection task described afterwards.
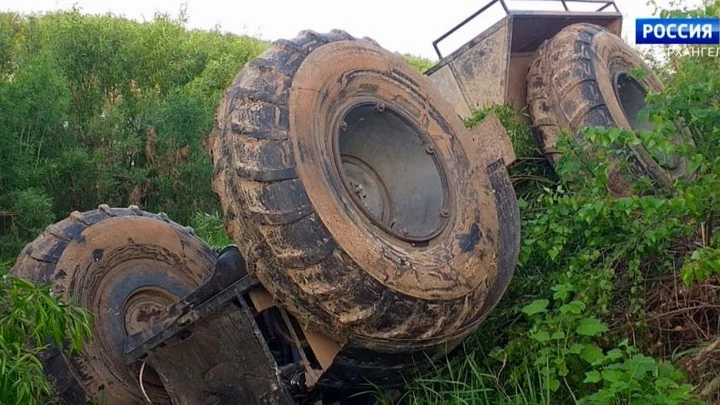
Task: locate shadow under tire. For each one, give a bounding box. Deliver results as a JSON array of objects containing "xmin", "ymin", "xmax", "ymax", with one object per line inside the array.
[
  {"xmin": 9, "ymin": 205, "xmax": 217, "ymax": 405},
  {"xmin": 209, "ymin": 29, "xmax": 516, "ymax": 368},
  {"xmin": 527, "ymin": 23, "xmax": 693, "ymax": 195}
]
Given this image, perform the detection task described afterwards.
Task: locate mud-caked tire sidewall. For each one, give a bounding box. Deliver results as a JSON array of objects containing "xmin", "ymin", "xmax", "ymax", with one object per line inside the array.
[
  {"xmin": 527, "ymin": 23, "xmax": 693, "ymax": 194},
  {"xmin": 209, "ymin": 31, "xmax": 514, "ymax": 352},
  {"xmin": 9, "ymin": 207, "xmax": 216, "ymax": 405}
]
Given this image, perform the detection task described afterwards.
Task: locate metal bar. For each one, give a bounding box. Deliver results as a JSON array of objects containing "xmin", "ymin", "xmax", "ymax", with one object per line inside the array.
[
  {"xmin": 430, "ymin": 0, "xmax": 619, "ymax": 59},
  {"xmin": 432, "ymin": 0, "xmax": 505, "ymax": 59},
  {"xmin": 278, "ymin": 307, "xmax": 322, "ymax": 387},
  {"xmin": 511, "ymin": 0, "xmax": 616, "ymax": 3},
  {"xmin": 123, "ymin": 275, "xmax": 260, "ymax": 361},
  {"xmin": 499, "ymin": 0, "xmax": 509, "ymax": 13}
]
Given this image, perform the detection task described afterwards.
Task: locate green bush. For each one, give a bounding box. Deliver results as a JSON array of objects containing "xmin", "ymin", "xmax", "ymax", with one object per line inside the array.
[
  {"xmin": 3, "ymin": 2, "xmax": 720, "ymax": 403},
  {"xmin": 190, "ymin": 211, "xmax": 233, "ymax": 250},
  {"xmin": 0, "ymin": 9, "xmax": 268, "ymax": 261},
  {"xmin": 403, "ymin": 54, "xmax": 436, "ymax": 73},
  {"xmin": 0, "ymin": 263, "xmax": 92, "ymax": 404},
  {"xmin": 0, "ymin": 188, "xmax": 55, "ymax": 259},
  {"xmin": 397, "ymin": 2, "xmax": 720, "ymax": 404}
]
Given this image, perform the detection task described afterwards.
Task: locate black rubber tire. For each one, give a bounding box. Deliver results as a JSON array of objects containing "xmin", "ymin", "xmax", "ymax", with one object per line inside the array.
[
  {"xmin": 209, "ymin": 29, "xmax": 517, "ymax": 357},
  {"xmin": 9, "ymin": 205, "xmax": 217, "ymax": 405},
  {"xmin": 527, "ymin": 23, "xmax": 694, "ymax": 195}
]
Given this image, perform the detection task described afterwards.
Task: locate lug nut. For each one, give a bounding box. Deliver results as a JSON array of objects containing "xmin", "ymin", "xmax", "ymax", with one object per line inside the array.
[
  {"xmin": 440, "ymin": 209, "xmax": 450, "ymax": 218},
  {"xmin": 425, "ymin": 145, "xmax": 435, "ymax": 154},
  {"xmin": 340, "ymin": 121, "xmax": 348, "ymax": 131},
  {"xmin": 375, "ymin": 102, "xmax": 386, "ymax": 112}
]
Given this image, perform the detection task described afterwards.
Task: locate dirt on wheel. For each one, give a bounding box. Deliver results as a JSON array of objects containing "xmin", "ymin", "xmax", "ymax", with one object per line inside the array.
[
  {"xmin": 527, "ymin": 23, "xmax": 694, "ymax": 195},
  {"xmin": 10, "ymin": 206, "xmax": 217, "ymax": 405},
  {"xmin": 208, "ymin": 29, "xmax": 519, "ymax": 378}
]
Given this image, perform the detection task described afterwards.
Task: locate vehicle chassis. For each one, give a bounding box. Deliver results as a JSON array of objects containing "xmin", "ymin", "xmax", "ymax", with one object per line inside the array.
[
  {"xmin": 118, "ymin": 112, "xmax": 518, "ymax": 405},
  {"xmin": 425, "ymin": 0, "xmax": 623, "ymax": 121},
  {"xmin": 118, "ymin": 2, "xmax": 628, "ymax": 402}
]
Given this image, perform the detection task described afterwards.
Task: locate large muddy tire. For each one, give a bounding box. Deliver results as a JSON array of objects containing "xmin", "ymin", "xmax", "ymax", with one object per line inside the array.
[
  {"xmin": 527, "ymin": 23, "xmax": 693, "ymax": 194},
  {"xmin": 209, "ymin": 29, "xmax": 518, "ymax": 359},
  {"xmin": 10, "ymin": 206, "xmax": 216, "ymax": 405}
]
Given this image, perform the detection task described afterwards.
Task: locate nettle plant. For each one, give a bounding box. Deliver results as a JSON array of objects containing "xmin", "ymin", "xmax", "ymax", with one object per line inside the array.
[{"xmin": 399, "ymin": 50, "xmax": 720, "ymax": 401}]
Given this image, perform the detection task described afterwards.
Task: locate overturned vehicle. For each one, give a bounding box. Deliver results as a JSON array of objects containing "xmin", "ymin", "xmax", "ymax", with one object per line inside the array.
[{"xmin": 11, "ymin": 1, "xmax": 691, "ymax": 404}]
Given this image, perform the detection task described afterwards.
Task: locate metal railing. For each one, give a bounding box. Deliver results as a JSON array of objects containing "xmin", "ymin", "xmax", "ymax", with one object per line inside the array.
[{"xmin": 432, "ymin": 0, "xmax": 620, "ymax": 58}]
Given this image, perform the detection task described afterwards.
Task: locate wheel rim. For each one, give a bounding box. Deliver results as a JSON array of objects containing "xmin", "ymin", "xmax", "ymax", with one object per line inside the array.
[
  {"xmin": 614, "ymin": 72, "xmax": 653, "ymax": 132},
  {"xmin": 76, "ymin": 249, "xmax": 201, "ymax": 403},
  {"xmin": 121, "ymin": 286, "xmax": 178, "ymax": 391},
  {"xmin": 333, "ymin": 102, "xmax": 451, "ymax": 243},
  {"xmin": 8, "ymin": 211, "xmax": 217, "ymax": 404},
  {"xmin": 613, "ymin": 72, "xmax": 681, "ymax": 171},
  {"xmin": 123, "ymin": 287, "xmax": 177, "ymax": 335}
]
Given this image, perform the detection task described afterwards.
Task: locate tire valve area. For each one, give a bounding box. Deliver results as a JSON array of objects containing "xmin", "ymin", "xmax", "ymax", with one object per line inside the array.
[{"xmin": 334, "ymin": 102, "xmax": 450, "ymax": 243}]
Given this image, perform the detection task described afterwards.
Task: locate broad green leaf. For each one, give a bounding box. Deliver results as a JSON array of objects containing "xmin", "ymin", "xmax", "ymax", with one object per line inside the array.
[
  {"xmin": 605, "ymin": 348, "xmax": 624, "ymax": 361},
  {"xmin": 559, "ymin": 300, "xmax": 586, "ymax": 315},
  {"xmin": 531, "ymin": 331, "xmax": 551, "ymax": 343},
  {"xmin": 601, "ymin": 368, "xmax": 623, "ymax": 383},
  {"xmin": 548, "ymin": 246, "xmax": 561, "ymax": 260},
  {"xmin": 576, "ymin": 318, "xmax": 609, "ymax": 337},
  {"xmin": 521, "ymin": 299, "xmax": 549, "ymax": 316},
  {"xmin": 548, "ymin": 376, "xmax": 561, "ymax": 392},
  {"xmin": 626, "ymin": 354, "xmax": 658, "ymax": 379},
  {"xmin": 551, "ymin": 331, "xmax": 565, "ymax": 340},
  {"xmin": 580, "ymin": 344, "xmax": 605, "ymax": 365},
  {"xmin": 569, "ymin": 343, "xmax": 585, "ymax": 354},
  {"xmin": 584, "ymin": 370, "xmax": 601, "ymax": 383}
]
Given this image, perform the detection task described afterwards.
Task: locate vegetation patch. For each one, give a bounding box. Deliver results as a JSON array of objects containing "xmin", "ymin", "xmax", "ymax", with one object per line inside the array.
[
  {"xmin": 2, "ymin": 2, "xmax": 720, "ymax": 404},
  {"xmin": 0, "ymin": 261, "xmax": 91, "ymax": 404},
  {"xmin": 391, "ymin": 2, "xmax": 720, "ymax": 404}
]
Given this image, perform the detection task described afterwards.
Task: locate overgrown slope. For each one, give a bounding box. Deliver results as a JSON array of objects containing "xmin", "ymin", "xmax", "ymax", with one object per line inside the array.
[
  {"xmin": 393, "ymin": 1, "xmax": 720, "ymax": 403},
  {"xmin": 2, "ymin": 2, "xmax": 720, "ymax": 404}
]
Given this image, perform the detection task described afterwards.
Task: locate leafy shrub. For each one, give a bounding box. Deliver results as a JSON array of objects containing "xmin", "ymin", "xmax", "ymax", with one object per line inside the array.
[
  {"xmin": 0, "ymin": 263, "xmax": 92, "ymax": 404},
  {"xmin": 0, "ymin": 10, "xmax": 269, "ymax": 261},
  {"xmin": 0, "ymin": 188, "xmax": 55, "ymax": 259},
  {"xmin": 403, "ymin": 54, "xmax": 435, "ymax": 73},
  {"xmin": 398, "ymin": 2, "xmax": 720, "ymax": 404},
  {"xmin": 465, "ymin": 103, "xmax": 556, "ymax": 200}
]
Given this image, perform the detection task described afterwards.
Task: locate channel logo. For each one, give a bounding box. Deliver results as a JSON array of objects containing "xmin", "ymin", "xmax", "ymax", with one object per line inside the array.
[{"xmin": 636, "ymin": 18, "xmax": 720, "ymax": 45}]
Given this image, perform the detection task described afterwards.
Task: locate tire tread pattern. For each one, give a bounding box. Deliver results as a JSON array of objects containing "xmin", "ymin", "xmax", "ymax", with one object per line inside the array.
[
  {"xmin": 209, "ymin": 30, "xmax": 485, "ymax": 351},
  {"xmin": 10, "ymin": 205, "xmax": 200, "ymax": 404},
  {"xmin": 527, "ymin": 23, "xmax": 616, "ymax": 162}
]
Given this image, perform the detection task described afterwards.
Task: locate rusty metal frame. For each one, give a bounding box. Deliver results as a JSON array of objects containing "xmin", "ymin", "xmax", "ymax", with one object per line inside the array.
[
  {"xmin": 432, "ymin": 0, "xmax": 619, "ymax": 58},
  {"xmin": 121, "ymin": 245, "xmax": 346, "ymax": 403}
]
